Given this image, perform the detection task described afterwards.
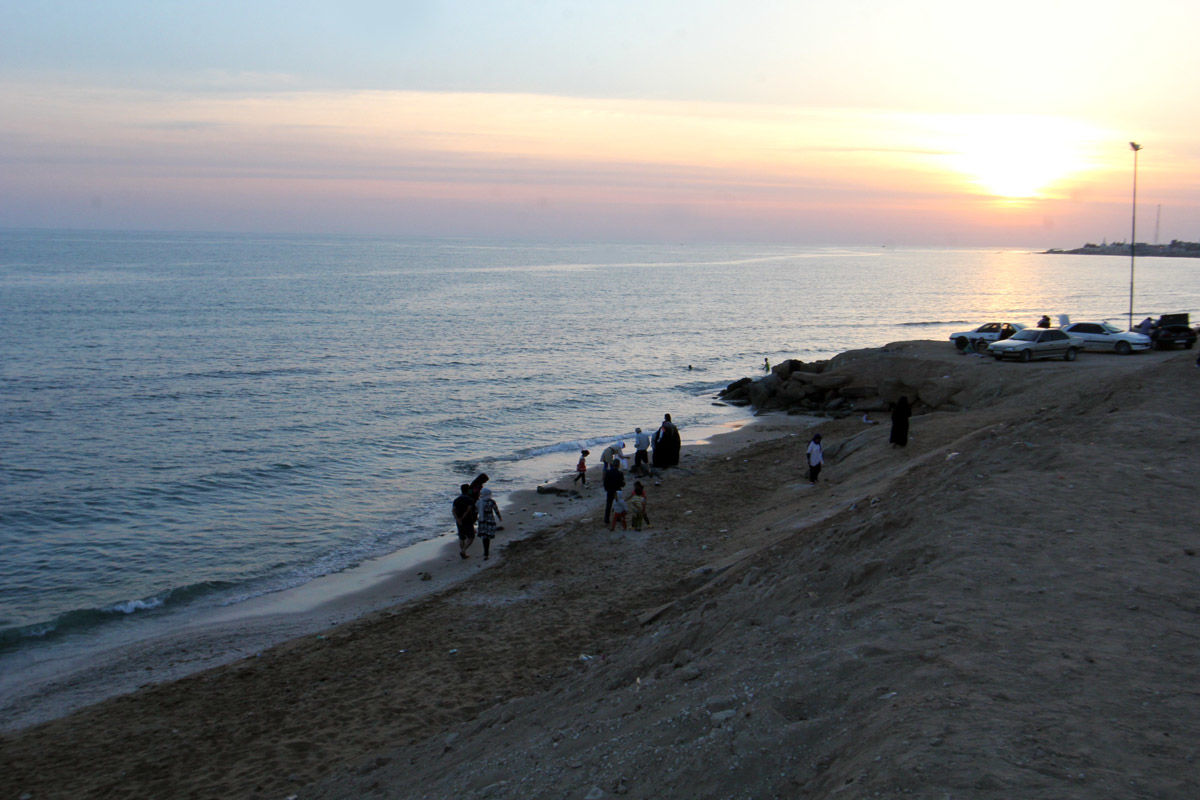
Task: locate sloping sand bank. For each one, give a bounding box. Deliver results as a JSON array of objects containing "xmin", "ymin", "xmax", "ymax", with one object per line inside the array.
[{"xmin": 3, "ymin": 341, "xmax": 1198, "ymax": 799}]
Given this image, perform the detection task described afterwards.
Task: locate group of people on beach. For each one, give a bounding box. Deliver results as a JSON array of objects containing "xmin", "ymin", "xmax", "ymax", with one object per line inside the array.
[
  {"xmin": 578, "ymin": 414, "xmax": 680, "ymax": 528},
  {"xmin": 453, "ymin": 415, "xmax": 681, "ymax": 559},
  {"xmin": 452, "ymin": 473, "xmax": 501, "ymax": 560},
  {"xmin": 457, "ymin": 395, "xmax": 914, "ymax": 559}
]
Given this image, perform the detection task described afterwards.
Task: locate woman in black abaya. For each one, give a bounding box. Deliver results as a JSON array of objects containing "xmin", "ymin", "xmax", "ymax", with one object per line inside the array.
[
  {"xmin": 889, "ymin": 396, "xmax": 911, "ymax": 447},
  {"xmin": 652, "ymin": 413, "xmax": 681, "ymax": 468}
]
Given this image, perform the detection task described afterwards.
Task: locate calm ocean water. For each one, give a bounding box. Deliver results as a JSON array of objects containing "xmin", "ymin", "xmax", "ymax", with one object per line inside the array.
[{"xmin": 2, "ymin": 230, "xmax": 1197, "ymax": 662}]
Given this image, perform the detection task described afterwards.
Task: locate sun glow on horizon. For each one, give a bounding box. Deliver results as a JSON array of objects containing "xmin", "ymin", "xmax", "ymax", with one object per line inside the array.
[{"xmin": 939, "ymin": 115, "xmax": 1100, "ymax": 200}]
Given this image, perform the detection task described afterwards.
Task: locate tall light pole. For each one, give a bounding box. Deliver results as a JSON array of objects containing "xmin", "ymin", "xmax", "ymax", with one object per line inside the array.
[{"xmin": 1128, "ymin": 141, "xmax": 1142, "ymax": 331}]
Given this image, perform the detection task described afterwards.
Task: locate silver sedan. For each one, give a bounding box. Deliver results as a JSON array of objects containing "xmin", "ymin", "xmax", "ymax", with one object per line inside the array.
[
  {"xmin": 987, "ymin": 329, "xmax": 1081, "ymax": 362},
  {"xmin": 1059, "ymin": 322, "xmax": 1151, "ymax": 355}
]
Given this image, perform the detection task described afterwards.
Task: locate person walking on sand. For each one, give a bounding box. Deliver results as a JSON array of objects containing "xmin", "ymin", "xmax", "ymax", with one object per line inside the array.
[
  {"xmin": 806, "ymin": 433, "xmax": 824, "ymax": 484},
  {"xmin": 890, "ymin": 396, "xmax": 911, "ymax": 448},
  {"xmin": 573, "ymin": 449, "xmax": 590, "ymax": 485},
  {"xmin": 609, "ymin": 491, "xmax": 628, "ymax": 531},
  {"xmin": 628, "ymin": 481, "xmax": 650, "ymax": 530},
  {"xmin": 475, "ymin": 487, "xmax": 502, "ymax": 560},
  {"xmin": 632, "ymin": 428, "xmax": 651, "ymax": 475},
  {"xmin": 602, "ymin": 458, "xmax": 626, "ymax": 525},
  {"xmin": 453, "ymin": 483, "xmax": 476, "ymax": 558},
  {"xmin": 652, "ymin": 413, "xmax": 681, "ymax": 468}
]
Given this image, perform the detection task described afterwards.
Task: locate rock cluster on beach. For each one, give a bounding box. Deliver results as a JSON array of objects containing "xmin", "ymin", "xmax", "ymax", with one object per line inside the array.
[
  {"xmin": 719, "ymin": 348, "xmax": 967, "ymax": 416},
  {"xmin": 3, "ymin": 340, "xmax": 1199, "ymax": 800}
]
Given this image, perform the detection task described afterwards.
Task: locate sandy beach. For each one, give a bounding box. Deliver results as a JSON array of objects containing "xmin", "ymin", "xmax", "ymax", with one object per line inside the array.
[{"xmin": 2, "ymin": 340, "xmax": 1198, "ymax": 799}]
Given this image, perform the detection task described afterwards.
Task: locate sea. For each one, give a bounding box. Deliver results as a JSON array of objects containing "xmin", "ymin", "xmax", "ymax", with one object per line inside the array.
[{"xmin": 2, "ymin": 230, "xmax": 1197, "ymax": 684}]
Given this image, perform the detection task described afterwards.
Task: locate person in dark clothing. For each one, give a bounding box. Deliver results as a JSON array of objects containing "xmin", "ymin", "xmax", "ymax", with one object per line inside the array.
[
  {"xmin": 452, "ymin": 483, "xmax": 476, "ymax": 558},
  {"xmin": 1037, "ymin": 315, "xmax": 1051, "ymax": 328},
  {"xmin": 651, "ymin": 413, "xmax": 681, "ymax": 468},
  {"xmin": 890, "ymin": 396, "xmax": 911, "ymax": 448},
  {"xmin": 602, "ymin": 460, "xmax": 626, "ymax": 524},
  {"xmin": 469, "ymin": 472, "xmax": 489, "ymax": 498}
]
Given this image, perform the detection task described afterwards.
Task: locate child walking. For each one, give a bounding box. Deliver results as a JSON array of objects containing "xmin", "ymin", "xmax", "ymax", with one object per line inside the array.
[
  {"xmin": 628, "ymin": 481, "xmax": 650, "ymax": 530},
  {"xmin": 609, "ymin": 491, "xmax": 628, "ymax": 531},
  {"xmin": 806, "ymin": 433, "xmax": 824, "ymax": 484},
  {"xmin": 476, "ymin": 487, "xmax": 502, "ymax": 560},
  {"xmin": 573, "ymin": 449, "xmax": 590, "ymax": 485}
]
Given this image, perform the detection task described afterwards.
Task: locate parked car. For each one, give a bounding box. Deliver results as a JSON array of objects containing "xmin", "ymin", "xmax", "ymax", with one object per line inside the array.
[
  {"xmin": 949, "ymin": 322, "xmax": 1025, "ymax": 350},
  {"xmin": 1148, "ymin": 313, "xmax": 1196, "ymax": 350},
  {"xmin": 987, "ymin": 328, "xmax": 1080, "ymax": 362},
  {"xmin": 1059, "ymin": 322, "xmax": 1152, "ymax": 355},
  {"xmin": 1151, "ymin": 324, "xmax": 1197, "ymax": 350}
]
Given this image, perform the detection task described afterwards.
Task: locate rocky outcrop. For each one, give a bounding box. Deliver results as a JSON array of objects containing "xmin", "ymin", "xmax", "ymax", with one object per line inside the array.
[{"xmin": 719, "ymin": 342, "xmax": 971, "ymax": 417}]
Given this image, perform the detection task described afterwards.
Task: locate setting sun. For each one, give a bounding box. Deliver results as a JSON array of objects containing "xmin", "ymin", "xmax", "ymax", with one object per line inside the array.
[{"xmin": 941, "ymin": 115, "xmax": 1097, "ymax": 199}]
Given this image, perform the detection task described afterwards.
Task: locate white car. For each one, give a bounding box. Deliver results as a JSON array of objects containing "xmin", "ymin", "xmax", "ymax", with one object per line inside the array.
[
  {"xmin": 1059, "ymin": 322, "xmax": 1152, "ymax": 355},
  {"xmin": 987, "ymin": 328, "xmax": 1080, "ymax": 362},
  {"xmin": 949, "ymin": 322, "xmax": 1025, "ymax": 350}
]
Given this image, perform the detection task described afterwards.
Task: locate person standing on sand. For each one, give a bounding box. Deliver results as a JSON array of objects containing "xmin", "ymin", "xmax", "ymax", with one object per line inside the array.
[
  {"xmin": 573, "ymin": 449, "xmax": 590, "ymax": 485},
  {"xmin": 890, "ymin": 396, "xmax": 911, "ymax": 448},
  {"xmin": 453, "ymin": 483, "xmax": 476, "ymax": 558},
  {"xmin": 475, "ymin": 487, "xmax": 502, "ymax": 560},
  {"xmin": 806, "ymin": 433, "xmax": 824, "ymax": 484},
  {"xmin": 628, "ymin": 481, "xmax": 650, "ymax": 530},
  {"xmin": 633, "ymin": 428, "xmax": 651, "ymax": 475},
  {"xmin": 602, "ymin": 458, "xmax": 626, "ymax": 525},
  {"xmin": 652, "ymin": 414, "xmax": 681, "ymax": 468}
]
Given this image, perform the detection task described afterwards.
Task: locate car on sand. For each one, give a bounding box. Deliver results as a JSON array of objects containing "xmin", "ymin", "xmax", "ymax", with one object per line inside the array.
[
  {"xmin": 1059, "ymin": 322, "xmax": 1152, "ymax": 355},
  {"xmin": 987, "ymin": 328, "xmax": 1080, "ymax": 362},
  {"xmin": 949, "ymin": 322, "xmax": 1025, "ymax": 351}
]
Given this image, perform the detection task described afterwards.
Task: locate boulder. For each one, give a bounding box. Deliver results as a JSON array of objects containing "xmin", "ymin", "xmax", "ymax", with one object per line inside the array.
[
  {"xmin": 807, "ymin": 372, "xmax": 851, "ymax": 390},
  {"xmin": 722, "ymin": 377, "xmax": 753, "ymax": 395},
  {"xmin": 878, "ymin": 377, "xmax": 921, "ymax": 404},
  {"xmin": 839, "ymin": 384, "xmax": 878, "ymax": 400},
  {"xmin": 746, "ymin": 373, "xmax": 782, "ymax": 408},
  {"xmin": 769, "ymin": 359, "xmax": 806, "ymax": 381},
  {"xmin": 777, "ymin": 376, "xmax": 818, "ymax": 404},
  {"xmin": 916, "ymin": 378, "xmax": 964, "ymax": 409}
]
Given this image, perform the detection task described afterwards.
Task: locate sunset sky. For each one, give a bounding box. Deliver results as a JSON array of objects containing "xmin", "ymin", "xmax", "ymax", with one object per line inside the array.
[{"xmin": 2, "ymin": 1, "xmax": 1197, "ymax": 245}]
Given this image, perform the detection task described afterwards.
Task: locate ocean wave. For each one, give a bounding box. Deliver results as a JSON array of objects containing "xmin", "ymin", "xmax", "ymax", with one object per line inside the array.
[
  {"xmin": 177, "ymin": 366, "xmax": 325, "ymax": 381},
  {"xmin": 0, "ymin": 580, "xmax": 237, "ymax": 654},
  {"xmin": 896, "ymin": 320, "xmax": 972, "ymax": 327}
]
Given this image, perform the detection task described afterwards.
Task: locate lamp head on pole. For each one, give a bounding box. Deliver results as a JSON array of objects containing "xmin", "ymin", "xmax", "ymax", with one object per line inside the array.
[{"xmin": 1130, "ymin": 142, "xmax": 1143, "ymax": 152}]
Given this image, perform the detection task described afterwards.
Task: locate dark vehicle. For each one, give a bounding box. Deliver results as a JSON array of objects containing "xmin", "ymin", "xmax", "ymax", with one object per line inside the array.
[{"xmin": 1150, "ymin": 313, "xmax": 1196, "ymax": 350}]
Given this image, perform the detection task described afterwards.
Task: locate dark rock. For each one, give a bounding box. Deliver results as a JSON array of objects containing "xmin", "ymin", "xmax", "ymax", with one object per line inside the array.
[
  {"xmin": 721, "ymin": 377, "xmax": 753, "ymax": 395},
  {"xmin": 746, "ymin": 373, "xmax": 782, "ymax": 408},
  {"xmin": 770, "ymin": 358, "xmax": 806, "ymax": 380}
]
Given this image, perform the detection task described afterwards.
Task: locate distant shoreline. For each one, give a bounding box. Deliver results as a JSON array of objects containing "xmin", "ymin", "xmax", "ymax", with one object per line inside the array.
[{"xmin": 1043, "ymin": 240, "xmax": 1200, "ymax": 258}]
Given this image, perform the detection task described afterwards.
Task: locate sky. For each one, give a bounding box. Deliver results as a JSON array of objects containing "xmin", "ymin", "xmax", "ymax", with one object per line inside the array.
[{"xmin": 1, "ymin": 0, "xmax": 1198, "ymax": 245}]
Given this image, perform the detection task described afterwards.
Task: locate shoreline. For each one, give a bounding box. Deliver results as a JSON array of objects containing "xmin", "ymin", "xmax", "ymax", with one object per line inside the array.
[
  {"xmin": 3, "ymin": 342, "xmax": 1197, "ymax": 798},
  {"xmin": 0, "ymin": 411, "xmax": 785, "ymax": 733}
]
